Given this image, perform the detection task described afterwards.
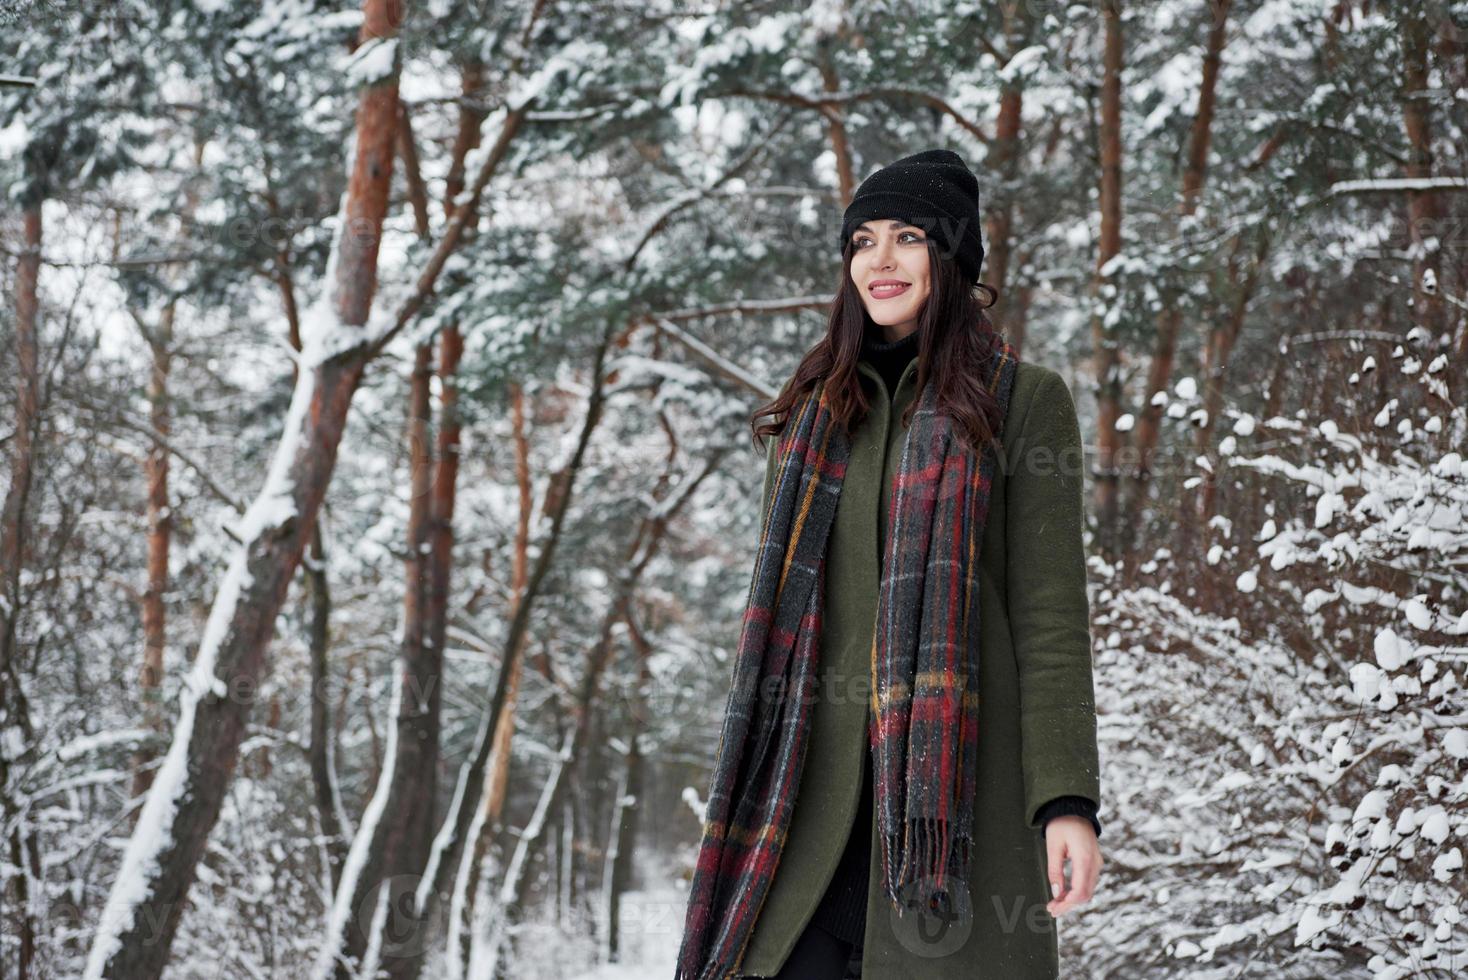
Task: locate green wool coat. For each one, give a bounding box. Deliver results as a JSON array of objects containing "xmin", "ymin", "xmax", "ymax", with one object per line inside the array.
[{"xmin": 734, "ymin": 356, "xmax": 1101, "ymax": 979}]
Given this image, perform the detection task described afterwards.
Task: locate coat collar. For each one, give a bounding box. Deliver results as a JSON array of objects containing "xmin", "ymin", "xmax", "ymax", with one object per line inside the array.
[{"xmin": 855, "ymin": 356, "xmax": 921, "ymax": 410}]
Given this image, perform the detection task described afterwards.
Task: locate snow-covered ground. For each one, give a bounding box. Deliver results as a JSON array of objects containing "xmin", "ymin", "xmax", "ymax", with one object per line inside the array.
[{"xmin": 565, "ymin": 873, "xmax": 687, "ymax": 980}]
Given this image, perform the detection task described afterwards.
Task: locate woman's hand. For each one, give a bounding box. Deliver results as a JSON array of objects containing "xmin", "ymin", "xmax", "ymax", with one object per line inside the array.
[{"xmin": 1044, "ymin": 816, "xmax": 1101, "ymax": 917}]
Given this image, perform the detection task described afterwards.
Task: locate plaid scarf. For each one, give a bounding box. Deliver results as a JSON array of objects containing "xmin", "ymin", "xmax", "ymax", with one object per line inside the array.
[{"xmin": 675, "ymin": 339, "xmax": 1020, "ymax": 980}]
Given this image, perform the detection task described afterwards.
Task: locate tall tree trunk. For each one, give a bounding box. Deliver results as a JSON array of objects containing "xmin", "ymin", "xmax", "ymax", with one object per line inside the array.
[
  {"xmin": 606, "ymin": 609, "xmax": 653, "ymax": 963},
  {"xmin": 130, "ymin": 136, "xmax": 205, "ymax": 799},
  {"xmin": 1195, "ymin": 227, "xmax": 1271, "ymax": 525},
  {"xmin": 1089, "ymin": 0, "xmax": 1126, "ymax": 558},
  {"xmin": 414, "ymin": 329, "xmax": 614, "ymax": 979},
  {"xmin": 1263, "ymin": 273, "xmax": 1315, "ymax": 422},
  {"xmin": 452, "ymin": 382, "xmax": 532, "ymax": 975},
  {"xmin": 984, "ymin": 4, "xmax": 1034, "ymax": 351},
  {"xmin": 987, "ymin": 81, "xmax": 1024, "ymax": 350},
  {"xmin": 484, "ymin": 382, "xmax": 532, "ymax": 832},
  {"xmin": 1, "ymin": 154, "xmax": 44, "ymax": 980},
  {"xmin": 472, "ymin": 447, "xmax": 723, "ymax": 977},
  {"xmin": 1433, "ymin": 15, "xmax": 1468, "ymax": 369},
  {"xmin": 331, "ymin": 65, "xmax": 461, "ymax": 979},
  {"xmin": 131, "ymin": 304, "xmax": 174, "ymax": 801},
  {"xmin": 379, "ymin": 57, "xmax": 488, "ymax": 980},
  {"xmin": 817, "ymin": 37, "xmax": 855, "ymax": 207},
  {"xmin": 1005, "ymin": 256, "xmax": 1035, "ymax": 356},
  {"xmin": 424, "ymin": 320, "xmax": 464, "ymax": 712},
  {"xmin": 305, "ymin": 522, "xmax": 350, "ymax": 890},
  {"xmin": 813, "ymin": 14, "xmax": 857, "ymax": 209},
  {"xmin": 397, "ymin": 101, "xmax": 431, "ymax": 239},
  {"xmin": 84, "ymin": 2, "xmax": 405, "ymax": 976},
  {"xmin": 272, "ymin": 152, "xmax": 351, "ymax": 894},
  {"xmin": 1398, "ymin": 4, "xmax": 1446, "ymax": 344},
  {"xmin": 559, "ymin": 795, "xmax": 575, "ymax": 926},
  {"xmin": 333, "ymin": 341, "xmax": 441, "ymax": 980},
  {"xmin": 288, "ymin": 42, "xmax": 524, "ymax": 979},
  {"xmin": 1120, "ymin": 0, "xmax": 1231, "ymax": 572}
]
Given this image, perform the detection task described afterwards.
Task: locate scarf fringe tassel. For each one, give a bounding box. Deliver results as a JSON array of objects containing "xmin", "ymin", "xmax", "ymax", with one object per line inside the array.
[{"xmin": 882, "ymin": 817, "xmax": 973, "ymax": 918}]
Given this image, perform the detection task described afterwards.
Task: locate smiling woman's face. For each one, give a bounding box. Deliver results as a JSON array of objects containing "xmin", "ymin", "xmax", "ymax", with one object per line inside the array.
[{"xmin": 849, "ymin": 219, "xmax": 932, "ymax": 339}]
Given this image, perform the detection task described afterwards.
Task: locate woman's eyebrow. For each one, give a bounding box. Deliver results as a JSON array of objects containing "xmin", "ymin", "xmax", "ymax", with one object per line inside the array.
[{"xmin": 854, "ymin": 221, "xmax": 919, "ymax": 234}]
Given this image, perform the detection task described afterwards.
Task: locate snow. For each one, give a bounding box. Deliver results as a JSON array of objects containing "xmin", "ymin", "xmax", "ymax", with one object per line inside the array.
[
  {"xmin": 566, "ymin": 874, "xmax": 685, "ymax": 980},
  {"xmin": 1330, "ymin": 177, "xmax": 1468, "ymax": 194},
  {"xmin": 1140, "ymin": 49, "xmax": 1198, "ymax": 135},
  {"xmin": 1419, "ymin": 808, "xmax": 1451, "ymax": 844},
  {"xmin": 338, "ymin": 37, "xmax": 398, "ymax": 86},
  {"xmin": 1350, "ymin": 664, "xmax": 1383, "ymax": 703},
  {"xmin": 1443, "ymin": 730, "xmax": 1468, "ymax": 761},
  {"xmin": 1374, "ymin": 627, "xmax": 1408, "ymax": 671},
  {"xmin": 310, "ymin": 665, "xmax": 404, "ymax": 980},
  {"xmin": 19, "ymin": 3, "xmax": 1468, "ymax": 975},
  {"xmin": 470, "ymin": 733, "xmax": 571, "ymax": 980},
  {"xmin": 659, "ymin": 14, "xmax": 797, "ymax": 106},
  {"xmin": 237, "ymin": 5, "xmax": 363, "ymax": 54},
  {"xmin": 1241, "ymin": 0, "xmax": 1299, "ymax": 37},
  {"xmin": 1404, "ymin": 598, "xmax": 1433, "ymax": 630},
  {"xmin": 83, "ymin": 359, "xmax": 318, "ymax": 979},
  {"xmin": 998, "ymin": 45, "xmax": 1048, "ymax": 83},
  {"xmin": 1314, "ymin": 490, "xmax": 1345, "ymax": 528},
  {"xmin": 442, "ymin": 763, "xmax": 491, "ymax": 980},
  {"xmin": 81, "ymin": 567, "xmax": 234, "ymax": 974},
  {"xmin": 54, "ymin": 728, "xmax": 152, "ymax": 763},
  {"xmin": 507, "ymin": 40, "xmax": 603, "ymax": 113},
  {"xmin": 1431, "ymin": 848, "xmax": 1462, "ymax": 882},
  {"xmin": 415, "ymin": 758, "xmax": 473, "ymax": 916}
]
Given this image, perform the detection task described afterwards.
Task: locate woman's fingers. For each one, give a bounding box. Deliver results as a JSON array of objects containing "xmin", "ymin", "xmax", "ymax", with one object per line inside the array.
[
  {"xmin": 1083, "ymin": 845, "xmax": 1102, "ymax": 899},
  {"xmin": 1048, "ymin": 855, "xmax": 1095, "ymax": 916},
  {"xmin": 1045, "ymin": 835, "xmax": 1069, "ymax": 910},
  {"xmin": 1044, "ymin": 823, "xmax": 1101, "ymax": 918}
]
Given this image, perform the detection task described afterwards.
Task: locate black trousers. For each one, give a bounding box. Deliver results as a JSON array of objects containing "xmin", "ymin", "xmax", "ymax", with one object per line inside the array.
[{"xmin": 765, "ymin": 918, "xmax": 859, "ymax": 980}]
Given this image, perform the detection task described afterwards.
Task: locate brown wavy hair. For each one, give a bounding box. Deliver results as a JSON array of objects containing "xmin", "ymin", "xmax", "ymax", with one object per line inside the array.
[{"xmin": 750, "ymin": 237, "xmax": 1009, "ymax": 459}]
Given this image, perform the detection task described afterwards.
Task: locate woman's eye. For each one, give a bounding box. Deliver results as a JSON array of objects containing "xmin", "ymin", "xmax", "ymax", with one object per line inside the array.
[{"xmin": 853, "ymin": 232, "xmax": 922, "ymax": 248}]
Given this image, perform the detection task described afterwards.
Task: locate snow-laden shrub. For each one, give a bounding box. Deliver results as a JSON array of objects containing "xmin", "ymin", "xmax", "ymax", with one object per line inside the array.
[{"xmin": 1076, "ymin": 353, "xmax": 1467, "ymax": 978}]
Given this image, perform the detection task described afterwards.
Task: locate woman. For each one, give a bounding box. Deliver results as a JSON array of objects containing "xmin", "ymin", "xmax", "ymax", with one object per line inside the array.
[{"xmin": 675, "ymin": 149, "xmax": 1103, "ymax": 980}]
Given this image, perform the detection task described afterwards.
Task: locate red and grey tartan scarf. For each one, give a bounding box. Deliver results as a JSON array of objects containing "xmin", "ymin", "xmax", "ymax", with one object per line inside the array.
[{"xmin": 675, "ymin": 339, "xmax": 1020, "ymax": 980}]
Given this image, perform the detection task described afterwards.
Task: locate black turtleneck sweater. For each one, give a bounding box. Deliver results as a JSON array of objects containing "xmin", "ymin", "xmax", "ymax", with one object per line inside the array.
[
  {"xmin": 804, "ymin": 328, "xmax": 1103, "ymax": 948},
  {"xmin": 862, "ymin": 326, "xmax": 920, "ymax": 398}
]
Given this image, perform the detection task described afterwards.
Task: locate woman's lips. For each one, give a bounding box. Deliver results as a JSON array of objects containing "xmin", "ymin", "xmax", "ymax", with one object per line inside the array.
[{"xmin": 870, "ymin": 282, "xmax": 910, "ymax": 299}]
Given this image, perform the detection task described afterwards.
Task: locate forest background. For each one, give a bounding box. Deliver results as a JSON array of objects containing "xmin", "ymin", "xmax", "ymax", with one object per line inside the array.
[{"xmin": 3, "ymin": 0, "xmax": 1467, "ymax": 977}]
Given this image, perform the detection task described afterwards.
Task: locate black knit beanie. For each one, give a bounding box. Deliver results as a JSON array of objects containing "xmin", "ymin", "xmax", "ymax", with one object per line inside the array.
[{"xmin": 838, "ymin": 148, "xmax": 986, "ymax": 283}]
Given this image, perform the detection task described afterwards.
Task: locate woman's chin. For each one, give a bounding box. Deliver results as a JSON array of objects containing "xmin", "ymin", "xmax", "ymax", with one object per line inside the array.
[{"xmin": 865, "ymin": 305, "xmax": 917, "ymax": 326}]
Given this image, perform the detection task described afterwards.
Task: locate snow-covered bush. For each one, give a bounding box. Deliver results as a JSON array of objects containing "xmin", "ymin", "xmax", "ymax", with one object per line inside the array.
[{"xmin": 1079, "ymin": 349, "xmax": 1467, "ymax": 977}]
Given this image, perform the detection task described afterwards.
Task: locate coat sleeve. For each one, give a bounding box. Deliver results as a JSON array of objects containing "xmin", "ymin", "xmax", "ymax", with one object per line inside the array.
[
  {"xmin": 1036, "ymin": 794, "xmax": 1102, "ymax": 839},
  {"xmin": 1005, "ymin": 368, "xmax": 1102, "ymax": 830}
]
